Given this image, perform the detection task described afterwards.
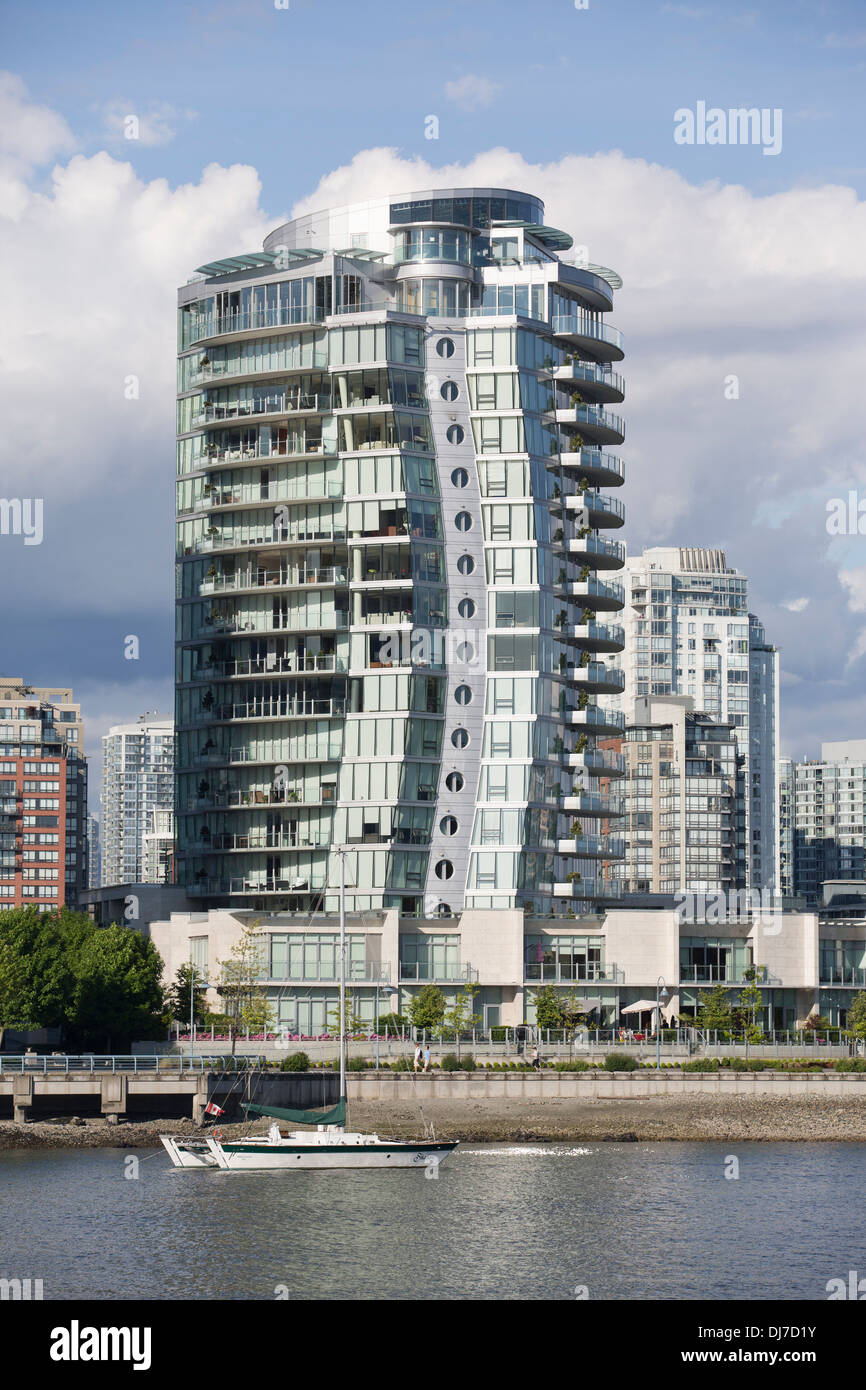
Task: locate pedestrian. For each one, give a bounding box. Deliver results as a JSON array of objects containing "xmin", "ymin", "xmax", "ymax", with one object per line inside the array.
[
  {"xmin": 531, "ymin": 1044, "xmax": 540, "ymax": 1070},
  {"xmin": 423, "ymin": 1044, "xmax": 431, "ymax": 1072},
  {"xmin": 414, "ymin": 1041, "xmax": 423, "ymax": 1072}
]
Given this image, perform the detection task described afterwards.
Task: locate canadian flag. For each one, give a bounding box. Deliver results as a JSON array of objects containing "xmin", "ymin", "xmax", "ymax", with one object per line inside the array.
[{"xmin": 204, "ymin": 1101, "xmax": 225, "ymax": 1117}]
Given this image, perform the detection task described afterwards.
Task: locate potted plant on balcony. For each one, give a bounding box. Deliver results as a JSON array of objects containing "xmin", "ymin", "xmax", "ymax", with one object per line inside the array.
[
  {"xmin": 566, "ymin": 871, "xmax": 582, "ymax": 883},
  {"xmin": 569, "ymin": 821, "xmax": 583, "ymax": 839},
  {"xmin": 575, "ymin": 734, "xmax": 588, "ymax": 753}
]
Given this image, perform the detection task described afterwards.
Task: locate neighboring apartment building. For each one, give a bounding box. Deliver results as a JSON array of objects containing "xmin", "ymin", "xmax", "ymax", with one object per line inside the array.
[
  {"xmin": 101, "ymin": 715, "xmax": 174, "ymax": 886},
  {"xmin": 779, "ymin": 740, "xmax": 866, "ymax": 904},
  {"xmin": 0, "ymin": 677, "xmax": 88, "ymax": 910},
  {"xmin": 613, "ymin": 696, "xmax": 740, "ymax": 896},
  {"xmin": 87, "ymin": 812, "xmax": 100, "ymax": 889},
  {"xmin": 607, "ymin": 547, "xmax": 779, "ymax": 892},
  {"xmin": 144, "ymin": 806, "xmax": 175, "ymax": 884},
  {"xmin": 149, "ymin": 893, "xmax": 861, "ymax": 1035},
  {"xmin": 175, "ymin": 185, "xmax": 628, "ymax": 919}
]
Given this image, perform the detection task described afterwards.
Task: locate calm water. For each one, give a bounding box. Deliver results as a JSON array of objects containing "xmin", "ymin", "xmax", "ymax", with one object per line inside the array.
[{"xmin": 0, "ymin": 1143, "xmax": 863, "ymax": 1300}]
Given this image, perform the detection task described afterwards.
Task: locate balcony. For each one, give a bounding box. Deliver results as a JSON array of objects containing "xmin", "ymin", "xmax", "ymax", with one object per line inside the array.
[
  {"xmin": 551, "ymin": 314, "xmax": 624, "ymax": 362},
  {"xmin": 190, "ymin": 352, "xmax": 328, "ymax": 387},
  {"xmin": 551, "ymin": 404, "xmax": 625, "ymax": 447},
  {"xmin": 563, "ymin": 661, "xmax": 625, "ymax": 695},
  {"xmin": 559, "ymin": 534, "xmax": 625, "ymax": 570},
  {"xmin": 197, "ymin": 481, "xmax": 342, "ymax": 511},
  {"xmin": 680, "ymin": 966, "xmax": 782, "ymax": 986},
  {"xmin": 820, "ymin": 967, "xmax": 866, "ymax": 987},
  {"xmin": 551, "ymin": 448, "xmax": 625, "ymax": 488},
  {"xmin": 524, "ymin": 960, "xmax": 623, "ymax": 984},
  {"xmin": 556, "ymin": 834, "xmax": 626, "ymax": 858},
  {"xmin": 561, "ymin": 621, "xmax": 625, "ymax": 652},
  {"xmin": 193, "ymin": 612, "xmax": 349, "ymax": 640},
  {"xmin": 192, "ymin": 392, "xmax": 332, "ymax": 427},
  {"xmin": 198, "ymin": 566, "xmax": 348, "ymax": 597},
  {"xmin": 566, "ymin": 749, "xmax": 626, "ymax": 778},
  {"xmin": 188, "ymin": 305, "xmax": 325, "ymax": 347},
  {"xmin": 555, "ymin": 575, "xmax": 624, "ymax": 611},
  {"xmin": 549, "ymin": 361, "xmax": 625, "ymax": 403},
  {"xmin": 189, "ymin": 787, "xmax": 337, "ymax": 811},
  {"xmin": 565, "ymin": 704, "xmax": 625, "ymax": 736},
  {"xmin": 398, "ymin": 962, "xmax": 479, "ymax": 984},
  {"xmin": 555, "ymin": 490, "xmax": 625, "ymax": 528},
  {"xmin": 198, "ymin": 438, "xmax": 331, "ymax": 467},
  {"xmin": 205, "ymin": 831, "xmax": 331, "ymax": 852},
  {"xmin": 561, "ymin": 790, "xmax": 624, "ymax": 817}
]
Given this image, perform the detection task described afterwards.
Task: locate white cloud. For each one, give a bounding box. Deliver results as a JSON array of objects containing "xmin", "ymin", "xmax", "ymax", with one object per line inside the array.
[
  {"xmin": 100, "ymin": 100, "xmax": 198, "ymax": 149},
  {"xmin": 1, "ymin": 85, "xmax": 865, "ymax": 752},
  {"xmin": 782, "ymin": 598, "xmax": 810, "ymax": 613},
  {"xmin": 443, "ymin": 75, "xmax": 500, "ymax": 113}
]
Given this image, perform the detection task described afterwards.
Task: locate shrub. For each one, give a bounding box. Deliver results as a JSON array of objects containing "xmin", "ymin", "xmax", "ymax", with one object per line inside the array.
[
  {"xmin": 682, "ymin": 1057, "xmax": 720, "ymax": 1072},
  {"xmin": 376, "ymin": 1013, "xmax": 407, "ymax": 1033},
  {"xmin": 458, "ymin": 1055, "xmax": 477, "ymax": 1072},
  {"xmin": 347, "ymin": 1056, "xmax": 369, "ymax": 1072},
  {"xmin": 390, "ymin": 1056, "xmax": 411, "ymax": 1072},
  {"xmin": 279, "ymin": 1051, "xmax": 310, "ymax": 1072},
  {"xmin": 745, "ymin": 1058, "xmax": 767, "ymax": 1071},
  {"xmin": 834, "ymin": 1058, "xmax": 866, "ymax": 1072},
  {"xmin": 440, "ymin": 1052, "xmax": 461, "ymax": 1072},
  {"xmin": 554, "ymin": 1059, "xmax": 591, "ymax": 1072},
  {"xmin": 603, "ymin": 1052, "xmax": 637, "ymax": 1072}
]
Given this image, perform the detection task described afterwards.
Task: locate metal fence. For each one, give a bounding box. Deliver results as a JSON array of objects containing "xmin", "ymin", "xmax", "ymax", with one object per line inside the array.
[{"xmin": 0, "ymin": 1054, "xmax": 265, "ymax": 1075}]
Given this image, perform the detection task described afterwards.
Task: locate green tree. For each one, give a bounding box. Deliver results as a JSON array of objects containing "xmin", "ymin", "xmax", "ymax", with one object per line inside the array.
[
  {"xmin": 407, "ymin": 983, "xmax": 446, "ymax": 1034},
  {"xmin": 0, "ymin": 907, "xmax": 92, "ymax": 1047},
  {"xmin": 531, "ymin": 985, "xmax": 564, "ymax": 1030},
  {"xmin": 694, "ymin": 984, "xmax": 733, "ymax": 1034},
  {"xmin": 441, "ymin": 984, "xmax": 480, "ymax": 1057},
  {"xmin": 167, "ymin": 963, "xmax": 207, "ymax": 1027},
  {"xmin": 216, "ymin": 919, "xmax": 273, "ymax": 1054},
  {"xmin": 846, "ymin": 992, "xmax": 866, "ymax": 1042},
  {"xmin": 737, "ymin": 968, "xmax": 764, "ymax": 1042},
  {"xmin": 327, "ymin": 986, "xmax": 364, "ymax": 1036},
  {"xmin": 69, "ymin": 925, "xmax": 166, "ymax": 1051}
]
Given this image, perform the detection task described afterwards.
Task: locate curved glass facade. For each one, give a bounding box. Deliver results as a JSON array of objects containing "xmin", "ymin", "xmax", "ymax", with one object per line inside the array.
[{"xmin": 175, "ymin": 187, "xmax": 625, "ymax": 918}]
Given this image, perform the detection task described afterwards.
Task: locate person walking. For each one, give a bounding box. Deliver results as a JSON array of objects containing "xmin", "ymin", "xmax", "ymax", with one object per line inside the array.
[
  {"xmin": 423, "ymin": 1044, "xmax": 431, "ymax": 1072},
  {"xmin": 414, "ymin": 1041, "xmax": 423, "ymax": 1073},
  {"xmin": 531, "ymin": 1044, "xmax": 540, "ymax": 1070}
]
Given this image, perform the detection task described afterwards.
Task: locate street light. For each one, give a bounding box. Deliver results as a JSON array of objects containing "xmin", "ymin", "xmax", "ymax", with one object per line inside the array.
[{"xmin": 656, "ymin": 977, "xmax": 669, "ymax": 1071}]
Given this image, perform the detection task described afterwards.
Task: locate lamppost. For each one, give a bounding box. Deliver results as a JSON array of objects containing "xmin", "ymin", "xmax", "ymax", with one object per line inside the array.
[{"xmin": 656, "ymin": 977, "xmax": 669, "ymax": 1071}]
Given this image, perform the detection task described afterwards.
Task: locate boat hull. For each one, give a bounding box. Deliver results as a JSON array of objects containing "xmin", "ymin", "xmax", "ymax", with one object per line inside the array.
[{"xmin": 160, "ymin": 1133, "xmax": 457, "ymax": 1171}]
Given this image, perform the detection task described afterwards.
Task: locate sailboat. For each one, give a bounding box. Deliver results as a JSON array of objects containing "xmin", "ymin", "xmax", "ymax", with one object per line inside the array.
[{"xmin": 160, "ymin": 847, "xmax": 458, "ymax": 1171}]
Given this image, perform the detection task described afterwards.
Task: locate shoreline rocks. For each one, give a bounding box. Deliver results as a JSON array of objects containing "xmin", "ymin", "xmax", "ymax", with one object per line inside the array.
[{"xmin": 2, "ymin": 1094, "xmax": 866, "ymax": 1149}]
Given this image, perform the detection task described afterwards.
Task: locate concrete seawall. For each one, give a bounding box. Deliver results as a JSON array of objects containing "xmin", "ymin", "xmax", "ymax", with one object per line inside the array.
[{"xmin": 349, "ymin": 1071, "xmax": 866, "ymax": 1100}]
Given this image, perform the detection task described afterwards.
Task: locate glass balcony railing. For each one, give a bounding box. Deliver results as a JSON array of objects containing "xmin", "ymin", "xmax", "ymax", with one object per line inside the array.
[
  {"xmin": 192, "ymin": 393, "xmax": 332, "ymax": 426},
  {"xmin": 524, "ymin": 961, "xmax": 621, "ymax": 983},
  {"xmin": 189, "ymin": 305, "xmax": 325, "ymax": 344},
  {"xmin": 554, "ymin": 448, "xmax": 625, "ymax": 485},
  {"xmin": 190, "ymin": 352, "xmax": 329, "ymax": 386},
  {"xmin": 552, "ymin": 314, "xmax": 623, "ymax": 352},
  {"xmin": 198, "ymin": 565, "xmax": 348, "ymax": 596}
]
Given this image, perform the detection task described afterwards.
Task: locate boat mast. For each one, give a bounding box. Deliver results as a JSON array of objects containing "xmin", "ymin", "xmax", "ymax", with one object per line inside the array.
[{"xmin": 339, "ymin": 844, "xmax": 346, "ymax": 1106}]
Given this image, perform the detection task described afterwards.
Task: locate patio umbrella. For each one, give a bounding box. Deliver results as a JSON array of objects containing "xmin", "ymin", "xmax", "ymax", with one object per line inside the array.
[{"xmin": 621, "ymin": 1000, "xmax": 658, "ymax": 1014}]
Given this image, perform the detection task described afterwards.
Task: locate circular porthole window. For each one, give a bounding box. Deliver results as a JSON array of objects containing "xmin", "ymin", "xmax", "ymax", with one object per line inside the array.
[
  {"xmin": 440, "ymin": 380, "xmax": 459, "ymax": 402},
  {"xmin": 446, "ymin": 424, "xmax": 465, "ymax": 445},
  {"xmin": 440, "ymin": 815, "xmax": 458, "ymax": 836},
  {"xmin": 445, "ymin": 771, "xmax": 464, "ymax": 793},
  {"xmin": 436, "ymin": 338, "xmax": 455, "ymax": 358},
  {"xmin": 456, "ymin": 554, "xmax": 475, "ymax": 576},
  {"xmin": 454, "ymin": 684, "xmax": 472, "ymax": 705},
  {"xmin": 451, "ymin": 728, "xmax": 469, "ymax": 750},
  {"xmin": 455, "ymin": 642, "xmax": 474, "ymax": 664},
  {"xmin": 457, "ymin": 598, "xmax": 476, "ymax": 620},
  {"xmin": 435, "ymin": 859, "xmax": 454, "ymax": 880},
  {"xmin": 451, "ymin": 467, "xmax": 469, "ymax": 488},
  {"xmin": 455, "ymin": 511, "xmax": 473, "ymax": 532}
]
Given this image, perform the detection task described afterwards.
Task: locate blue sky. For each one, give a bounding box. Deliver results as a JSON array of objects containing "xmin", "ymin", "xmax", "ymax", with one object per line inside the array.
[
  {"xmin": 1, "ymin": 0, "xmax": 865, "ymax": 807},
  {"xmin": 5, "ymin": 0, "xmax": 866, "ymax": 202}
]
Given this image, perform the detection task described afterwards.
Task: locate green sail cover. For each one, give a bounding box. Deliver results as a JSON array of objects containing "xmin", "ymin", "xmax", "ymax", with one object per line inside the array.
[{"xmin": 241, "ymin": 1098, "xmax": 347, "ymax": 1127}]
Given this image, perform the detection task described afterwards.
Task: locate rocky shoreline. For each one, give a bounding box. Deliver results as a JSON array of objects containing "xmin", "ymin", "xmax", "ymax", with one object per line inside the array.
[{"xmin": 2, "ymin": 1094, "xmax": 866, "ymax": 1148}]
